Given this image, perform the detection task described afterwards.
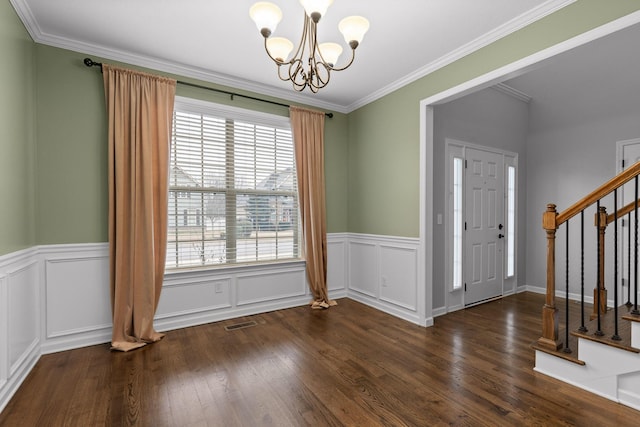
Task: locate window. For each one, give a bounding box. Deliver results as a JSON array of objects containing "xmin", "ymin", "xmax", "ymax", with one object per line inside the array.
[
  {"xmin": 506, "ymin": 164, "xmax": 516, "ymax": 277},
  {"xmin": 452, "ymin": 156, "xmax": 464, "ymax": 290},
  {"xmin": 167, "ymin": 97, "xmax": 300, "ymax": 269}
]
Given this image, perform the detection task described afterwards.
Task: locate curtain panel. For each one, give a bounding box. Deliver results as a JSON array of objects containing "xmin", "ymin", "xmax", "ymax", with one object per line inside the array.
[
  {"xmin": 290, "ymin": 106, "xmax": 335, "ymax": 309},
  {"xmin": 103, "ymin": 64, "xmax": 176, "ymax": 351}
]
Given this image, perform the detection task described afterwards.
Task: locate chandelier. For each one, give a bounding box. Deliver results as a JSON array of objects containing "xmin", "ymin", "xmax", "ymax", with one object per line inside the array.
[{"xmin": 249, "ymin": 1, "xmax": 369, "ymax": 93}]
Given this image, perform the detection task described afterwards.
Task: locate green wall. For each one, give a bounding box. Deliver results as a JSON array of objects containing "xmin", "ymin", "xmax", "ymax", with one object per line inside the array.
[
  {"xmin": 34, "ymin": 46, "xmax": 349, "ymax": 244},
  {"xmin": 3, "ymin": 0, "xmax": 640, "ymax": 252},
  {"xmin": 35, "ymin": 45, "xmax": 108, "ymax": 244},
  {"xmin": 0, "ymin": 2, "xmax": 36, "ymax": 255},
  {"xmin": 348, "ymin": 0, "xmax": 640, "ymax": 237}
]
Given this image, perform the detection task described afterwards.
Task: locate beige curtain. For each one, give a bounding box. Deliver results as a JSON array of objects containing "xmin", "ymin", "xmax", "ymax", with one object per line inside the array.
[
  {"xmin": 290, "ymin": 106, "xmax": 336, "ymax": 309},
  {"xmin": 103, "ymin": 64, "xmax": 176, "ymax": 351}
]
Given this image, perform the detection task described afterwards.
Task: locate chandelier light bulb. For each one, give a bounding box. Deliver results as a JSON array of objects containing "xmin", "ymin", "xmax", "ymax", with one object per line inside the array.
[
  {"xmin": 338, "ymin": 16, "xmax": 370, "ymax": 48},
  {"xmin": 266, "ymin": 37, "xmax": 294, "ymax": 62},
  {"xmin": 249, "ymin": 2, "xmax": 283, "ymax": 38},
  {"xmin": 318, "ymin": 42, "xmax": 342, "ymax": 67},
  {"xmin": 299, "ymin": 0, "xmax": 334, "ymax": 23}
]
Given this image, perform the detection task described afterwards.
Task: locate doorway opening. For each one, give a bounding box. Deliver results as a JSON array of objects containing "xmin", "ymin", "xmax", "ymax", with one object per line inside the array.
[{"xmin": 445, "ymin": 141, "xmax": 517, "ymax": 308}]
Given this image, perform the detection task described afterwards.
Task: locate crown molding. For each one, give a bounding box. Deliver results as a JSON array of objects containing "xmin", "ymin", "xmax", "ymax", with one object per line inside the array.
[
  {"xmin": 54, "ymin": 35, "xmax": 351, "ymax": 115},
  {"xmin": 492, "ymin": 83, "xmax": 532, "ymax": 103},
  {"xmin": 11, "ymin": 0, "xmax": 574, "ymax": 114},
  {"xmin": 345, "ymin": 0, "xmax": 576, "ymax": 112},
  {"xmin": 9, "ymin": 0, "xmax": 349, "ymax": 114}
]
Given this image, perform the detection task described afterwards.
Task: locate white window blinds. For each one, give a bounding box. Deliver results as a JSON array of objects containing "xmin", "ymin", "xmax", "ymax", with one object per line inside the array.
[{"xmin": 167, "ymin": 98, "xmax": 300, "ymax": 269}]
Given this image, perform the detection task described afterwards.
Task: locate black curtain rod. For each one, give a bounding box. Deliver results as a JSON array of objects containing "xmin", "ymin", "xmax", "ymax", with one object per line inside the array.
[{"xmin": 83, "ymin": 58, "xmax": 333, "ymax": 118}]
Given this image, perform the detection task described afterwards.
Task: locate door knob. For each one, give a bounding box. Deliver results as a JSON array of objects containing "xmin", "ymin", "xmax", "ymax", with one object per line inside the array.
[
  {"xmin": 498, "ymin": 233, "xmax": 504, "ymax": 239},
  {"xmin": 498, "ymin": 224, "xmax": 503, "ymax": 230}
]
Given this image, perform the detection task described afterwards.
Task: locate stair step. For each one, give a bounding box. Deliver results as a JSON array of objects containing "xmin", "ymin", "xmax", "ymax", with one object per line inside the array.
[
  {"xmin": 622, "ymin": 310, "xmax": 640, "ymax": 323},
  {"xmin": 571, "ymin": 329, "xmax": 638, "ymax": 353},
  {"xmin": 571, "ymin": 304, "xmax": 638, "ymax": 353},
  {"xmin": 533, "ymin": 303, "xmax": 640, "ymax": 364},
  {"xmin": 531, "ymin": 338, "xmax": 585, "ymax": 365}
]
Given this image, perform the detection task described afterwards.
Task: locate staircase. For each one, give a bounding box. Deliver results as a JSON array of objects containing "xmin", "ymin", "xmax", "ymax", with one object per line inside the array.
[
  {"xmin": 532, "ymin": 161, "xmax": 640, "ymax": 411},
  {"xmin": 534, "ymin": 304, "xmax": 640, "ymax": 410}
]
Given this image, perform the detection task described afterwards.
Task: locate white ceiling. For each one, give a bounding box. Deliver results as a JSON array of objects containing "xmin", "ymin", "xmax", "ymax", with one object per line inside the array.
[{"xmin": 11, "ymin": 0, "xmax": 575, "ymax": 113}]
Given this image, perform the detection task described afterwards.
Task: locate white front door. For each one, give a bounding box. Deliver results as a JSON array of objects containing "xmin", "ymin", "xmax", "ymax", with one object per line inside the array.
[{"xmin": 465, "ymin": 147, "xmax": 504, "ymax": 306}]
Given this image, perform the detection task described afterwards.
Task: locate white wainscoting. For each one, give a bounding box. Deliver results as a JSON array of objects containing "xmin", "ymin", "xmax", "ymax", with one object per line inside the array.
[
  {"xmin": 0, "ymin": 233, "xmax": 419, "ymax": 413},
  {"xmin": 0, "ymin": 248, "xmax": 40, "ymax": 415},
  {"xmin": 42, "ymin": 244, "xmax": 112, "ymax": 353},
  {"xmin": 39, "ymin": 244, "xmax": 327, "ymax": 351},
  {"xmin": 155, "ymin": 262, "xmax": 313, "ymax": 332},
  {"xmin": 346, "ymin": 234, "xmax": 424, "ymax": 325},
  {"xmin": 327, "ymin": 233, "xmax": 348, "ymax": 293}
]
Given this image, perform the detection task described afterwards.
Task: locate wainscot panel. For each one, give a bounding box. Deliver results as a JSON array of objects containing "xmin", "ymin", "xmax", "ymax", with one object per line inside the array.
[
  {"xmin": 0, "ymin": 274, "xmax": 7, "ymax": 395},
  {"xmin": 327, "ymin": 233, "xmax": 348, "ymax": 292},
  {"xmin": 380, "ymin": 244, "xmax": 418, "ymax": 311},
  {"xmin": 40, "ymin": 244, "xmax": 111, "ymax": 353},
  {"xmin": 157, "ymin": 276, "xmax": 233, "ymax": 318},
  {"xmin": 348, "ymin": 240, "xmax": 378, "ymax": 298},
  {"xmin": 8, "ymin": 260, "xmax": 39, "ymax": 377},
  {"xmin": 237, "ymin": 267, "xmax": 307, "ymax": 306},
  {"xmin": 45, "ymin": 255, "xmax": 111, "ymax": 340},
  {"xmin": 347, "ymin": 234, "xmax": 422, "ymax": 325},
  {"xmin": 0, "ymin": 248, "xmax": 40, "ymax": 414}
]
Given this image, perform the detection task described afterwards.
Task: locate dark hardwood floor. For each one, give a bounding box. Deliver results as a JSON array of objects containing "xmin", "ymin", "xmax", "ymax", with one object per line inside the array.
[{"xmin": 1, "ymin": 292, "xmax": 638, "ymax": 426}]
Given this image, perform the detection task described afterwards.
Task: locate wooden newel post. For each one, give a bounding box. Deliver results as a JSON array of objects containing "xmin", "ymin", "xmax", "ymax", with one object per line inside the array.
[
  {"xmin": 591, "ymin": 206, "xmax": 608, "ymax": 320},
  {"xmin": 538, "ymin": 204, "xmax": 563, "ymax": 350}
]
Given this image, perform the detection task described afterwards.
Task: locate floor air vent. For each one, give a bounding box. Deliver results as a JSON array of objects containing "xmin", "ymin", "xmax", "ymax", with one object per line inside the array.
[{"xmin": 224, "ymin": 320, "xmax": 257, "ymax": 331}]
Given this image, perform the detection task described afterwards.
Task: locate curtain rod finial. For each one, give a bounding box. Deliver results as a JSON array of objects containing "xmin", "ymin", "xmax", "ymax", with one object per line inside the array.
[{"xmin": 84, "ymin": 58, "xmax": 102, "ymax": 68}]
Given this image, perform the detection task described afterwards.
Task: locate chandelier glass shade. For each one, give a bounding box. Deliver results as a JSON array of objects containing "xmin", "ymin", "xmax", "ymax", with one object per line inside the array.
[{"xmin": 249, "ymin": 1, "xmax": 369, "ymax": 93}]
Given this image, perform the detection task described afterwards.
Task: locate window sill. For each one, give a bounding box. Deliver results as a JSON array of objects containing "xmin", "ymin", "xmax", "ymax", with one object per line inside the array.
[{"xmin": 164, "ymin": 259, "xmax": 306, "ymax": 279}]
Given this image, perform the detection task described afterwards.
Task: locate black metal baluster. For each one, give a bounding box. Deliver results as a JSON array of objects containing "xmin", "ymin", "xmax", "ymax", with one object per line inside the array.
[
  {"xmin": 613, "ymin": 189, "xmax": 620, "ymax": 341},
  {"xmin": 627, "ymin": 211, "xmax": 632, "ymax": 307},
  {"xmin": 564, "ymin": 222, "xmax": 571, "ymax": 353},
  {"xmin": 579, "ymin": 210, "xmax": 587, "ymax": 332},
  {"xmin": 635, "ymin": 176, "xmax": 639, "ymax": 315},
  {"xmin": 595, "ymin": 200, "xmax": 603, "ymax": 336}
]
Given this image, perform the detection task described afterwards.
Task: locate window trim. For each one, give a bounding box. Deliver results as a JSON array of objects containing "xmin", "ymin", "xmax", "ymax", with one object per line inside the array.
[{"xmin": 174, "ymin": 96, "xmax": 291, "ymax": 131}]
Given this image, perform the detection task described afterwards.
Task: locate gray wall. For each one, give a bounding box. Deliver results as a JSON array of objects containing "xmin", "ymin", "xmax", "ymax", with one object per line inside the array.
[
  {"xmin": 433, "ymin": 87, "xmax": 529, "ymax": 310},
  {"xmin": 525, "ymin": 107, "xmax": 640, "ymax": 292},
  {"xmin": 516, "ymin": 22, "xmax": 640, "ymax": 292}
]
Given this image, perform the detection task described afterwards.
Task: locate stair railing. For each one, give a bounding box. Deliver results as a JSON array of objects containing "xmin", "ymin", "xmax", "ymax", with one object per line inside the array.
[{"xmin": 539, "ymin": 161, "xmax": 640, "ymax": 352}]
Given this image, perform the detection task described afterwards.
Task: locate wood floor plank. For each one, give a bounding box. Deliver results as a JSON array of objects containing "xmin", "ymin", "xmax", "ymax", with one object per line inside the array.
[{"xmin": 1, "ymin": 292, "xmax": 638, "ymax": 426}]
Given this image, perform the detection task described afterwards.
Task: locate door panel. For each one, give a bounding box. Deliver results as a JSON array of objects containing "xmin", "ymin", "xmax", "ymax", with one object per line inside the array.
[{"xmin": 465, "ymin": 147, "xmax": 504, "ymax": 306}]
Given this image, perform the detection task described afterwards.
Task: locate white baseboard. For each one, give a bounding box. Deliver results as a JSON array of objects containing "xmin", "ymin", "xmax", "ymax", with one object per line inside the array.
[
  {"xmin": 618, "ymin": 389, "xmax": 640, "ymax": 412},
  {"xmin": 348, "ymin": 291, "xmax": 424, "ymax": 326},
  {"xmin": 433, "ymin": 306, "xmax": 447, "ymax": 317},
  {"xmin": 0, "ymin": 343, "xmax": 39, "ymax": 414}
]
